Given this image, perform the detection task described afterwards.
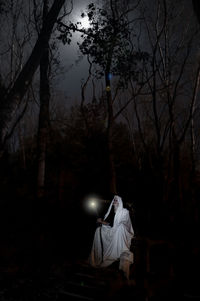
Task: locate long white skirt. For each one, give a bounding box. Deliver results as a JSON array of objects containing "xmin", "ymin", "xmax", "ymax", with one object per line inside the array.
[{"xmin": 89, "ymin": 224, "xmax": 134, "ymax": 278}]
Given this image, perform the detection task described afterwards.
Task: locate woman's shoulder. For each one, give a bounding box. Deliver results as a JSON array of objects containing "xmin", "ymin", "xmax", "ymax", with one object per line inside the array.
[{"xmin": 122, "ymin": 208, "xmax": 129, "ymax": 215}]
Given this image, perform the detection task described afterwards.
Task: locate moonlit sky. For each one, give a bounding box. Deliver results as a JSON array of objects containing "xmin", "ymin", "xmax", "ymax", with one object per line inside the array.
[
  {"xmin": 56, "ymin": 0, "xmax": 196, "ymax": 108},
  {"xmin": 56, "ymin": 0, "xmax": 97, "ymax": 105}
]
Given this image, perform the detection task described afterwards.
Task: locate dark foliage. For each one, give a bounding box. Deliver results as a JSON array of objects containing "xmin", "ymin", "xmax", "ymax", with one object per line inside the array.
[{"xmin": 58, "ymin": 1, "xmax": 149, "ymax": 88}]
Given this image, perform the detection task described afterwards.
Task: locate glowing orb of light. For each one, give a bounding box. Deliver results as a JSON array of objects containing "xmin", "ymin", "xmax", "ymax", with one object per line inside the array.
[
  {"xmin": 83, "ymin": 195, "xmax": 101, "ymax": 215},
  {"xmin": 90, "ymin": 200, "xmax": 97, "ymax": 208}
]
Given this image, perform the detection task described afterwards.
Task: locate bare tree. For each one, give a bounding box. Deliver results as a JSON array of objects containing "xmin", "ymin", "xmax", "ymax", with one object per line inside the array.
[
  {"xmin": 36, "ymin": 0, "xmax": 51, "ymax": 199},
  {"xmin": 58, "ymin": 0, "xmax": 147, "ymax": 194},
  {"xmin": 125, "ymin": 0, "xmax": 200, "ymax": 206},
  {"xmin": 0, "ymin": 0, "xmax": 66, "ymax": 155}
]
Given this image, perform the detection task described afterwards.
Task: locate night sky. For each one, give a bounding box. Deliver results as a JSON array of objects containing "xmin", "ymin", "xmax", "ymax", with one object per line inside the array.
[{"xmin": 57, "ymin": 0, "xmax": 95, "ymax": 104}]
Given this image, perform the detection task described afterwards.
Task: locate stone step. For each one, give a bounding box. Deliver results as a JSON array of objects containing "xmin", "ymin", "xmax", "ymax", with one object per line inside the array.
[
  {"xmin": 58, "ymin": 289, "xmax": 95, "ymax": 301},
  {"xmin": 55, "ymin": 263, "xmax": 108, "ymax": 300}
]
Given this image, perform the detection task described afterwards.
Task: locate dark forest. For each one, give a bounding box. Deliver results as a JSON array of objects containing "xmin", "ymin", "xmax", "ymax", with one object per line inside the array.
[{"xmin": 0, "ymin": 0, "xmax": 200, "ymax": 300}]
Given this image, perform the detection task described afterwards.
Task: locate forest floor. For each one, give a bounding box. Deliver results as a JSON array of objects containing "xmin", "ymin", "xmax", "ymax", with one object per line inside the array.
[
  {"xmin": 0, "ymin": 255, "xmax": 198, "ymax": 301},
  {"xmin": 0, "ymin": 259, "xmax": 133, "ymax": 301}
]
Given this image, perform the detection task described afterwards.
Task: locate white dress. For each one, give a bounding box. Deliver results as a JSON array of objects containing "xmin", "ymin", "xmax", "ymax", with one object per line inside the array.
[{"xmin": 89, "ymin": 196, "xmax": 134, "ymax": 278}]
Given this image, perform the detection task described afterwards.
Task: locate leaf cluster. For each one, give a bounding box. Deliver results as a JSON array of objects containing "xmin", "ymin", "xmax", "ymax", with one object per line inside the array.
[{"xmin": 57, "ymin": 2, "xmax": 149, "ymax": 87}]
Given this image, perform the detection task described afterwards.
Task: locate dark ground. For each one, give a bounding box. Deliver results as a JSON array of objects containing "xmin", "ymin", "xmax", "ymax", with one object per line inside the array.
[
  {"xmin": 0, "ymin": 199, "xmax": 200, "ymax": 301},
  {"xmin": 0, "ymin": 245, "xmax": 199, "ymax": 301}
]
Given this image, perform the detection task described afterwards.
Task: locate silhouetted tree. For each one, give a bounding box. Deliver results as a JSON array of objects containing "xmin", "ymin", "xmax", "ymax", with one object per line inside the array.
[
  {"xmin": 0, "ymin": 0, "xmax": 65, "ymax": 155},
  {"xmin": 36, "ymin": 0, "xmax": 51, "ymax": 199},
  {"xmin": 58, "ymin": 0, "xmax": 148, "ymax": 193},
  {"xmin": 122, "ymin": 0, "xmax": 200, "ymax": 228}
]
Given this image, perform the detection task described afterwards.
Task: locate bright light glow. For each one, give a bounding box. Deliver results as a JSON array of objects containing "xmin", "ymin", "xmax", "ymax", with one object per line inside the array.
[
  {"xmin": 90, "ymin": 201, "xmax": 97, "ymax": 208},
  {"xmin": 83, "ymin": 195, "xmax": 101, "ymax": 215},
  {"xmin": 78, "ymin": 15, "xmax": 90, "ymax": 29},
  {"xmin": 88, "ymin": 198, "xmax": 98, "ymax": 211}
]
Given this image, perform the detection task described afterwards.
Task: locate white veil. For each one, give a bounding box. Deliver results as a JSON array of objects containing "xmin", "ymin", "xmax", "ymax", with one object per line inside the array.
[{"xmin": 104, "ymin": 195, "xmax": 123, "ymax": 220}]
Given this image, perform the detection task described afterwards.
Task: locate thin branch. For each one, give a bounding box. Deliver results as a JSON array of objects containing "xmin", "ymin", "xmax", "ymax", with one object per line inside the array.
[
  {"xmin": 178, "ymin": 62, "xmax": 200, "ymax": 144},
  {"xmin": 4, "ymin": 100, "xmax": 28, "ymax": 142},
  {"xmin": 81, "ymin": 55, "xmax": 92, "ymax": 108}
]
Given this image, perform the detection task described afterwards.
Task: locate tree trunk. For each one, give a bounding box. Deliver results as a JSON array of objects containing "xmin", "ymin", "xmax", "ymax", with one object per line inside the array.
[
  {"xmin": 18, "ymin": 122, "xmax": 26, "ymax": 170},
  {"xmin": 105, "ymin": 72, "xmax": 117, "ymax": 195},
  {"xmin": 0, "ymin": 0, "xmax": 65, "ymax": 153},
  {"xmin": 37, "ymin": 0, "xmax": 50, "ymax": 199},
  {"xmin": 172, "ymin": 139, "xmax": 181, "ymax": 212}
]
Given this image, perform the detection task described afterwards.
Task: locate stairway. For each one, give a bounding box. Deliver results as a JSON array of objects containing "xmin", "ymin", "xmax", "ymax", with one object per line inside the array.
[
  {"xmin": 0, "ymin": 260, "xmax": 137, "ymax": 300},
  {"xmin": 55, "ymin": 262, "xmax": 109, "ymax": 301}
]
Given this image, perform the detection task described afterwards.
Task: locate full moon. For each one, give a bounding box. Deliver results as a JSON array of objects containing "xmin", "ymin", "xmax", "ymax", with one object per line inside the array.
[{"xmin": 79, "ymin": 15, "xmax": 90, "ymax": 29}]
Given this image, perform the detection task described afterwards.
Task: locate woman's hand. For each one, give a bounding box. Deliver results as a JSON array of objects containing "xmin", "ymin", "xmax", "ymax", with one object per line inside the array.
[{"xmin": 97, "ymin": 218, "xmax": 109, "ymax": 225}]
